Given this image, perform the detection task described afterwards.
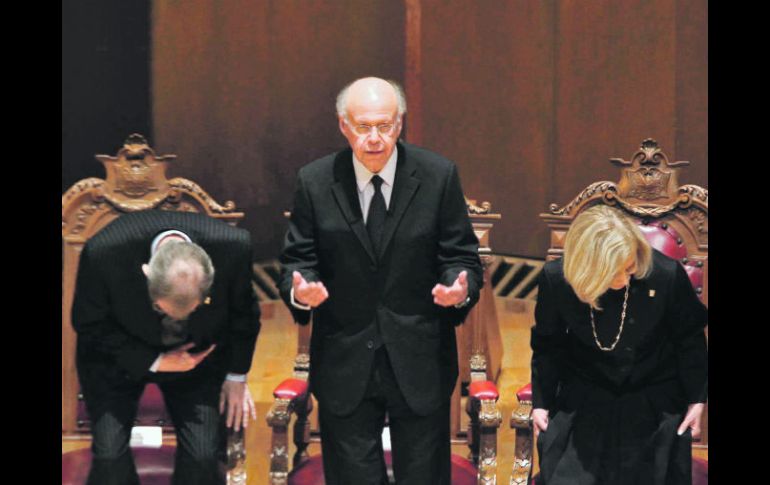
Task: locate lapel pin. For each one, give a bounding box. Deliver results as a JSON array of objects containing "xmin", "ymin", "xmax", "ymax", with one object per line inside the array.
[
  {"xmin": 649, "ymin": 289, "xmax": 656, "ymax": 298},
  {"xmin": 204, "ymin": 297, "xmax": 211, "ymax": 305}
]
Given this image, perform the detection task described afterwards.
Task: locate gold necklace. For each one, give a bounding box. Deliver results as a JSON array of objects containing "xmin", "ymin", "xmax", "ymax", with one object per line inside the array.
[{"xmin": 590, "ymin": 284, "xmax": 629, "ymax": 352}]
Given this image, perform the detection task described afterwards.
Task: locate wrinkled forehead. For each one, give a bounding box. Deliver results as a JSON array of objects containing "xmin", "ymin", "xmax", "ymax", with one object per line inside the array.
[{"xmin": 345, "ymin": 83, "xmax": 399, "ymax": 120}]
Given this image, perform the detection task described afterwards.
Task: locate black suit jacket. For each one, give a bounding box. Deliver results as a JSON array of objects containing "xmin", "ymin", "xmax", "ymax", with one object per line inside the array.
[
  {"xmin": 531, "ymin": 249, "xmax": 708, "ymax": 411},
  {"xmin": 72, "ymin": 210, "xmax": 261, "ymax": 393},
  {"xmin": 279, "ymin": 142, "xmax": 483, "ymax": 416}
]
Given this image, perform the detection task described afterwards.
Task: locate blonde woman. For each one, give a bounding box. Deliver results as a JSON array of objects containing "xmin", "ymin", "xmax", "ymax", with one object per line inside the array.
[{"xmin": 530, "ymin": 205, "xmax": 707, "ymax": 485}]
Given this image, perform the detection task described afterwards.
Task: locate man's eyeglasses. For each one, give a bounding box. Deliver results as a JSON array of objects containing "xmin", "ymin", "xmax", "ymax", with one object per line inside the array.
[{"xmin": 346, "ymin": 119, "xmax": 399, "ymax": 137}]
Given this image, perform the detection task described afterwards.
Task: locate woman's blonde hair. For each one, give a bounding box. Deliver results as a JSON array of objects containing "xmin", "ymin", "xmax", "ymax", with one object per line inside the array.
[{"xmin": 563, "ymin": 204, "xmax": 652, "ymax": 309}]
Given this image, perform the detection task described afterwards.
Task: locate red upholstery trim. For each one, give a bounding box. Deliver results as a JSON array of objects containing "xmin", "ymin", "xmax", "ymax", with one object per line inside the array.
[
  {"xmin": 449, "ymin": 454, "xmax": 480, "ymax": 484},
  {"xmin": 288, "ymin": 452, "xmax": 478, "ymax": 484},
  {"xmin": 517, "ymin": 382, "xmax": 532, "ymax": 402},
  {"xmin": 77, "ymin": 383, "xmax": 170, "ymax": 428},
  {"xmin": 274, "ymin": 378, "xmax": 309, "ymax": 400},
  {"xmin": 62, "ymin": 446, "xmax": 176, "ymax": 485},
  {"xmin": 684, "ymin": 264, "xmax": 704, "ymax": 295},
  {"xmin": 637, "ymin": 222, "xmax": 688, "ymax": 260},
  {"xmin": 692, "ymin": 457, "xmax": 708, "ymax": 485},
  {"xmin": 469, "ymin": 380, "xmax": 499, "ymax": 400}
]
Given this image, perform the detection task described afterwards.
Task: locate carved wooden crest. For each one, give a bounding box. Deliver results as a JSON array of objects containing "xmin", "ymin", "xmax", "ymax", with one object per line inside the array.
[
  {"xmin": 62, "ymin": 134, "xmax": 243, "ymax": 240},
  {"xmin": 541, "ymin": 138, "xmax": 708, "ymax": 260},
  {"xmin": 97, "ymin": 133, "xmax": 174, "ymax": 205},
  {"xmin": 546, "ymin": 139, "xmax": 707, "ymax": 228}
]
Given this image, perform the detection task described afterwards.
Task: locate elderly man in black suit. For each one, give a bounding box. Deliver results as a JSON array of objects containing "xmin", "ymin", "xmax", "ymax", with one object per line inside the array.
[
  {"xmin": 279, "ymin": 77, "xmax": 483, "ymax": 484},
  {"xmin": 72, "ymin": 210, "xmax": 261, "ymax": 485}
]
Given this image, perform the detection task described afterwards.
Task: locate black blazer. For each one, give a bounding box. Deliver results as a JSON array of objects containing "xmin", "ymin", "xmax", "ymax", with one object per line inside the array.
[
  {"xmin": 279, "ymin": 142, "xmax": 483, "ymax": 416},
  {"xmin": 531, "ymin": 250, "xmax": 708, "ymax": 411},
  {"xmin": 72, "ymin": 210, "xmax": 261, "ymax": 391}
]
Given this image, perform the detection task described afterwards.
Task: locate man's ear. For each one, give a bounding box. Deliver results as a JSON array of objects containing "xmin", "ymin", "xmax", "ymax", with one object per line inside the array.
[
  {"xmin": 338, "ymin": 115, "xmax": 348, "ymax": 136},
  {"xmin": 141, "ymin": 264, "xmax": 150, "ymax": 277}
]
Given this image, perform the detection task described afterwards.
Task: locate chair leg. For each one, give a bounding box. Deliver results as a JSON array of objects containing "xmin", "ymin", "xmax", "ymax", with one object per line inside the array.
[
  {"xmin": 266, "ymin": 398, "xmax": 293, "ymax": 485},
  {"xmin": 509, "ymin": 401, "xmax": 533, "ymax": 485},
  {"xmin": 226, "ymin": 427, "xmax": 247, "ymax": 485},
  {"xmin": 466, "ymin": 397, "xmax": 481, "ymax": 465},
  {"xmin": 477, "ymin": 399, "xmax": 501, "ymax": 485},
  {"xmin": 292, "ymin": 395, "xmax": 313, "ymax": 468}
]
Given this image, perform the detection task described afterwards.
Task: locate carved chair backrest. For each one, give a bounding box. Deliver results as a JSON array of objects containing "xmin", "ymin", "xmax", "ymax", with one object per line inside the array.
[{"xmin": 61, "ymin": 134, "xmax": 245, "ymax": 434}]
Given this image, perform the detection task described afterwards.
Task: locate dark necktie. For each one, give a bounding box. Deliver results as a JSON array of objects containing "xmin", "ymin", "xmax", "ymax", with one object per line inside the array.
[
  {"xmin": 160, "ymin": 315, "xmax": 189, "ymax": 347},
  {"xmin": 367, "ymin": 175, "xmax": 387, "ymax": 255}
]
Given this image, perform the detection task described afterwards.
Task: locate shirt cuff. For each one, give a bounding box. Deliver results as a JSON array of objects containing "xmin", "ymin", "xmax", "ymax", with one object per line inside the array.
[
  {"xmin": 290, "ymin": 287, "xmax": 312, "ymax": 311},
  {"xmin": 149, "ymin": 354, "xmax": 162, "ymax": 373},
  {"xmin": 226, "ymin": 373, "xmax": 247, "ymax": 382},
  {"xmin": 454, "ymin": 295, "xmax": 471, "ymax": 309}
]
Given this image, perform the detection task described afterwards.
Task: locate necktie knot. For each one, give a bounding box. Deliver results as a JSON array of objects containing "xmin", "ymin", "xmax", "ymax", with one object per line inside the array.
[{"xmin": 371, "ymin": 175, "xmax": 384, "ymax": 192}]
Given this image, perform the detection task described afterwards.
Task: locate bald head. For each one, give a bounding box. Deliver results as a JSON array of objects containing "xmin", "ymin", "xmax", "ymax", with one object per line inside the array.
[
  {"xmin": 337, "ymin": 77, "xmax": 406, "ymax": 173},
  {"xmin": 336, "ymin": 77, "xmax": 407, "ymax": 120}
]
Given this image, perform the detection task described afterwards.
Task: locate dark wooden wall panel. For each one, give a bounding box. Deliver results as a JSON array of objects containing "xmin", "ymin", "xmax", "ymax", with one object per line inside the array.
[
  {"xmin": 61, "ymin": 0, "xmax": 706, "ymax": 260},
  {"xmin": 418, "ymin": 0, "xmax": 556, "ymax": 257},
  {"xmin": 62, "ymin": 0, "xmax": 151, "ymax": 193},
  {"xmin": 412, "ymin": 0, "xmax": 707, "ymax": 257},
  {"xmin": 553, "ymin": 0, "xmax": 678, "ymax": 210},
  {"xmin": 152, "ymin": 0, "xmax": 405, "ymax": 259},
  {"xmin": 675, "ymin": 0, "xmax": 708, "ymax": 189}
]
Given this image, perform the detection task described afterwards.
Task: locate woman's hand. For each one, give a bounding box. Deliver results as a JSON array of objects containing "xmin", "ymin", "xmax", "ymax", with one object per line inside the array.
[
  {"xmin": 677, "ymin": 402, "xmax": 705, "ymax": 440},
  {"xmin": 532, "ymin": 408, "xmax": 550, "ymax": 439}
]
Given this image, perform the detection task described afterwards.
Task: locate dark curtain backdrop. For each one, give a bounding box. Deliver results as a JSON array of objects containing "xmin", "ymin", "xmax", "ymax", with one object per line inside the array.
[{"xmin": 62, "ymin": 0, "xmax": 707, "ymax": 260}]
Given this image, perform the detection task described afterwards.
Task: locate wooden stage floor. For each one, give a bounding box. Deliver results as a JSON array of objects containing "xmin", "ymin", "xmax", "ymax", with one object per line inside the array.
[{"xmin": 63, "ymin": 296, "xmax": 707, "ymax": 483}]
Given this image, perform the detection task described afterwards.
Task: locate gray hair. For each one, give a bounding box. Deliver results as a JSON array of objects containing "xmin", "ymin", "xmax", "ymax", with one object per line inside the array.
[
  {"xmin": 335, "ymin": 78, "xmax": 408, "ymax": 119},
  {"xmin": 146, "ymin": 240, "xmax": 215, "ymax": 309}
]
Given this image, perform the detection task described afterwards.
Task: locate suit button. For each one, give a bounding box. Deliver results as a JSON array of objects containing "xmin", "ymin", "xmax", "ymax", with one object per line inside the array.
[
  {"xmin": 366, "ymin": 340, "xmax": 374, "ymax": 349},
  {"xmin": 624, "ymin": 347, "xmax": 633, "ymax": 353}
]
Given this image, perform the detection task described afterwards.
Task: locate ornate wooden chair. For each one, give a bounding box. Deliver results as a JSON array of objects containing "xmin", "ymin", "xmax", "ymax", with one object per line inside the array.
[
  {"xmin": 265, "ymin": 199, "xmax": 504, "ymax": 484},
  {"xmin": 509, "ymin": 139, "xmax": 708, "ymax": 485},
  {"xmin": 62, "ymin": 134, "xmax": 249, "ymax": 484}
]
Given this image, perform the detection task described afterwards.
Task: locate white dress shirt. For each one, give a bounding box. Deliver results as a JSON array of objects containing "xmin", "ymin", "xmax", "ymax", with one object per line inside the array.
[{"xmin": 290, "ymin": 150, "xmax": 398, "ymax": 310}]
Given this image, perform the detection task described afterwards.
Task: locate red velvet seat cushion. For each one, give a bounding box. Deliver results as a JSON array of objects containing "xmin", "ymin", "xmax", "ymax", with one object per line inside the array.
[
  {"xmin": 516, "ymin": 383, "xmax": 532, "ymax": 402},
  {"xmin": 61, "ymin": 446, "xmax": 176, "ymax": 485},
  {"xmin": 287, "ymin": 452, "xmax": 478, "ymax": 484},
  {"xmin": 469, "ymin": 380, "xmax": 499, "ymax": 400},
  {"xmin": 274, "ymin": 378, "xmax": 309, "ymax": 400}
]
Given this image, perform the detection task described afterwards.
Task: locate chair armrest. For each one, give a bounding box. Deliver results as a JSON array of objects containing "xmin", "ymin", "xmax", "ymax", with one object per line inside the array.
[
  {"xmin": 272, "ymin": 378, "xmax": 309, "ymax": 401},
  {"xmin": 510, "ymin": 382, "xmax": 534, "ymax": 485},
  {"xmin": 469, "ymin": 380, "xmax": 500, "ymax": 401},
  {"xmin": 266, "ymin": 377, "xmax": 312, "ymax": 485},
  {"xmin": 465, "ymin": 379, "xmax": 502, "ymax": 483},
  {"xmin": 510, "ymin": 383, "xmax": 533, "ymax": 429}
]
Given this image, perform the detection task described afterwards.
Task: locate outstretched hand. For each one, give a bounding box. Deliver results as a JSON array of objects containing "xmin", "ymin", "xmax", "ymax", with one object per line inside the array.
[
  {"xmin": 432, "ymin": 270, "xmax": 469, "ymax": 307},
  {"xmin": 292, "ymin": 271, "xmax": 329, "ymax": 308}
]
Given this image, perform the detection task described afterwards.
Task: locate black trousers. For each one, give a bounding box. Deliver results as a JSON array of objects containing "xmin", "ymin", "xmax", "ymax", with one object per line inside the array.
[
  {"xmin": 81, "ymin": 369, "xmax": 225, "ymax": 485},
  {"xmin": 318, "ymin": 347, "xmax": 451, "ymax": 485}
]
